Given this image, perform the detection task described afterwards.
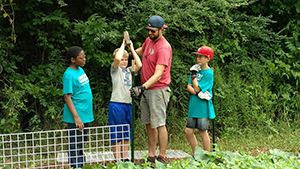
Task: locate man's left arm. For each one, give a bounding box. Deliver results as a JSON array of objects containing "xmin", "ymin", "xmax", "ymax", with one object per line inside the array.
[
  {"xmin": 129, "ymin": 64, "xmax": 165, "ymax": 99},
  {"xmin": 143, "ymin": 64, "xmax": 165, "ymax": 89}
]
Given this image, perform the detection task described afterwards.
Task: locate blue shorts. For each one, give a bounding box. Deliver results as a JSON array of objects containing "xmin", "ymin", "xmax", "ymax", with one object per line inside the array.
[{"xmin": 108, "ymin": 102, "xmax": 131, "ymax": 143}]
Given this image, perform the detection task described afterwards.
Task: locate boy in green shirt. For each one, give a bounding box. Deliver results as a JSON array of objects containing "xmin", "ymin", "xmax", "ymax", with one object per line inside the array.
[
  {"xmin": 185, "ymin": 46, "xmax": 215, "ymax": 154},
  {"xmin": 62, "ymin": 46, "xmax": 94, "ymax": 168}
]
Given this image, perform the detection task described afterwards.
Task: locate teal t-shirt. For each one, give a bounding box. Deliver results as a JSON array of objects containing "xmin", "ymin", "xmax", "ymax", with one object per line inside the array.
[
  {"xmin": 187, "ymin": 68, "xmax": 215, "ymax": 119},
  {"xmin": 62, "ymin": 67, "xmax": 94, "ymax": 123}
]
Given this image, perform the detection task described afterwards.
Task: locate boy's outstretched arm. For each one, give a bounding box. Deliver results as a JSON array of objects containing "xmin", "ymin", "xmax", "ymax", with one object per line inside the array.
[
  {"xmin": 127, "ymin": 40, "xmax": 142, "ymax": 73},
  {"xmin": 63, "ymin": 94, "xmax": 84, "ymax": 131},
  {"xmin": 113, "ymin": 39, "xmax": 126, "ymax": 69}
]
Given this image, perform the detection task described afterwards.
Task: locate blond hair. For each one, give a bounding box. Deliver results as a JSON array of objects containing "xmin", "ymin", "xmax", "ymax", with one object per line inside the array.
[{"xmin": 113, "ymin": 48, "xmax": 129, "ymax": 58}]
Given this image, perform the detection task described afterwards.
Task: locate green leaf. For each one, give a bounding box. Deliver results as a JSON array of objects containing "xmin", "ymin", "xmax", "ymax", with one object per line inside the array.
[{"xmin": 3, "ymin": 12, "xmax": 8, "ymax": 18}]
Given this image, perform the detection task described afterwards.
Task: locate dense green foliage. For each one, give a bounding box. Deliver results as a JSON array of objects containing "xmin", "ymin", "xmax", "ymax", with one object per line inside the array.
[{"xmin": 0, "ymin": 0, "xmax": 300, "ymax": 149}]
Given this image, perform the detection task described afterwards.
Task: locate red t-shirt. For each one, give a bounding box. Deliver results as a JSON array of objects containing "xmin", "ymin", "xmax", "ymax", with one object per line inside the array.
[{"xmin": 141, "ymin": 36, "xmax": 172, "ymax": 89}]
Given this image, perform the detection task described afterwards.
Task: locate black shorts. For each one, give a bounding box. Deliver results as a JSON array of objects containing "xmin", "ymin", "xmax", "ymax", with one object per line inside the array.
[{"xmin": 186, "ymin": 118, "xmax": 209, "ymax": 130}]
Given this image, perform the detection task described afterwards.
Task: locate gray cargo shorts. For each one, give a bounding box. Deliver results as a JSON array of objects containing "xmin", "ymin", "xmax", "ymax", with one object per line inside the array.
[{"xmin": 140, "ymin": 86, "xmax": 171, "ymax": 128}]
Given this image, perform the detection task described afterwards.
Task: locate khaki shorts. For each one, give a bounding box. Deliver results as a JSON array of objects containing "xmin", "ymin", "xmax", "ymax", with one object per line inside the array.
[{"xmin": 140, "ymin": 86, "xmax": 171, "ymax": 128}]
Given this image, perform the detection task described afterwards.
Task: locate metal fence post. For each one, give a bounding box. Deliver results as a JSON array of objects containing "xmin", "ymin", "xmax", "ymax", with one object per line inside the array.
[{"xmin": 131, "ymin": 60, "xmax": 135, "ymax": 162}]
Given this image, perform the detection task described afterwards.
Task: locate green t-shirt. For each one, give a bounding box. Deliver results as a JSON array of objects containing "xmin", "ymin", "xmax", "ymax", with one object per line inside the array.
[
  {"xmin": 187, "ymin": 68, "xmax": 215, "ymax": 119},
  {"xmin": 62, "ymin": 67, "xmax": 94, "ymax": 123}
]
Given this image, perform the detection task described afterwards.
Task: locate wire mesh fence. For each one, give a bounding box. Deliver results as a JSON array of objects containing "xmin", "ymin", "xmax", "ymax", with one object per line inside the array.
[{"xmin": 0, "ymin": 125, "xmax": 130, "ymax": 169}]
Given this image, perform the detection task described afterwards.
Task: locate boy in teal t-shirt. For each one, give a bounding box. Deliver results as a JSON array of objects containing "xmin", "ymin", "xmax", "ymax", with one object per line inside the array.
[
  {"xmin": 62, "ymin": 46, "xmax": 94, "ymax": 169},
  {"xmin": 185, "ymin": 46, "xmax": 215, "ymax": 155},
  {"xmin": 63, "ymin": 67, "xmax": 94, "ymax": 123}
]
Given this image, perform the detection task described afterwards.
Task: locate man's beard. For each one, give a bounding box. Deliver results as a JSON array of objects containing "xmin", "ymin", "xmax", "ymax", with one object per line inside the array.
[{"xmin": 149, "ymin": 33, "xmax": 160, "ymax": 40}]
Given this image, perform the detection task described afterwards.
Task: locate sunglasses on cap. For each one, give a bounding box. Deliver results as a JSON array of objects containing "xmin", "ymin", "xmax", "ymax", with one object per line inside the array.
[{"xmin": 146, "ymin": 28, "xmax": 159, "ymax": 33}]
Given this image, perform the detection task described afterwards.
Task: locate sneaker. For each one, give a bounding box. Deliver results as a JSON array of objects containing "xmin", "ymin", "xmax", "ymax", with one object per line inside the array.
[
  {"xmin": 123, "ymin": 31, "xmax": 131, "ymax": 45},
  {"xmin": 156, "ymin": 155, "xmax": 169, "ymax": 164},
  {"xmin": 146, "ymin": 156, "xmax": 156, "ymax": 163}
]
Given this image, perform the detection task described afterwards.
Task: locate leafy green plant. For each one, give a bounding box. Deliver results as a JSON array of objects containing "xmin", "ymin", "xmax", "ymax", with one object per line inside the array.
[
  {"xmin": 0, "ymin": 0, "xmax": 16, "ymax": 42},
  {"xmin": 90, "ymin": 146, "xmax": 300, "ymax": 168}
]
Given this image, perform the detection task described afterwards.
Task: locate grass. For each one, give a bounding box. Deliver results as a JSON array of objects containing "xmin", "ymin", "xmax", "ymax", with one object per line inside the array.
[
  {"xmin": 216, "ymin": 122, "xmax": 300, "ymax": 154},
  {"xmin": 134, "ymin": 120, "xmax": 300, "ymax": 156}
]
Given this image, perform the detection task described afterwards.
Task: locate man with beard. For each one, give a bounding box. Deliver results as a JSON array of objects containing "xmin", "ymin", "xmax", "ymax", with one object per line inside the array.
[{"xmin": 130, "ymin": 15, "xmax": 172, "ymax": 164}]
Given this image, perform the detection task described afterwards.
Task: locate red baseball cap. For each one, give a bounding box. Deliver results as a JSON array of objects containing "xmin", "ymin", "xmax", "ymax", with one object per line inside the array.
[{"xmin": 191, "ymin": 46, "xmax": 214, "ymax": 60}]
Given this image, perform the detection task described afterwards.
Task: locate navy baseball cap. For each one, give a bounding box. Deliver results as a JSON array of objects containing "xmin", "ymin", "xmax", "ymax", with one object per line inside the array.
[{"xmin": 147, "ymin": 15, "xmax": 168, "ymax": 29}]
